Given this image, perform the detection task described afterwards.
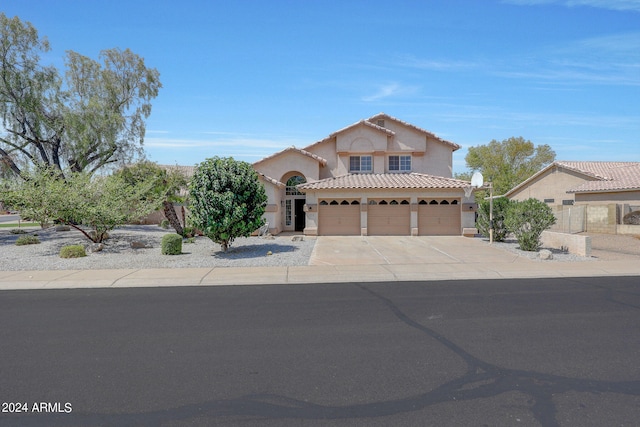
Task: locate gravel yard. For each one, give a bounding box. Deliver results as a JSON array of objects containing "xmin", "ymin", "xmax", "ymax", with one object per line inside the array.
[
  {"xmin": 0, "ymin": 225, "xmax": 316, "ymax": 271},
  {"xmin": 0, "ymin": 223, "xmax": 637, "ymax": 271}
]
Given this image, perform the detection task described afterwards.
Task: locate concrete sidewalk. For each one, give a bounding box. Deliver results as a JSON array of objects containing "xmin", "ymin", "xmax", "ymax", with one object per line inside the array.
[
  {"xmin": 1, "ymin": 254, "xmax": 639, "ymax": 291},
  {"xmin": 1, "ymin": 235, "xmax": 639, "ymax": 290}
]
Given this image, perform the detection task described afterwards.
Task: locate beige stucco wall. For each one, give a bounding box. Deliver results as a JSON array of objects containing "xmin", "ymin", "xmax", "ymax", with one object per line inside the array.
[
  {"xmin": 575, "ymin": 190, "xmax": 640, "ymax": 204},
  {"xmin": 254, "ymin": 151, "xmax": 321, "ymax": 183},
  {"xmin": 509, "ymin": 167, "xmax": 589, "ymax": 205}
]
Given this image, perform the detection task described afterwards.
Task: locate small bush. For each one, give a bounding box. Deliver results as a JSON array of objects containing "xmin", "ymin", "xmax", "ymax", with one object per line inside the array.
[
  {"xmin": 15, "ymin": 235, "xmax": 40, "ymax": 246},
  {"xmin": 10, "ymin": 229, "xmax": 27, "ymax": 234},
  {"xmin": 60, "ymin": 245, "xmax": 86, "ymax": 258},
  {"xmin": 476, "ymin": 197, "xmax": 512, "ymax": 242},
  {"xmin": 504, "ymin": 198, "xmax": 556, "ymax": 251},
  {"xmin": 161, "ymin": 233, "xmax": 182, "ymax": 255},
  {"xmin": 182, "ymin": 226, "xmax": 195, "ymax": 238},
  {"xmin": 159, "ymin": 219, "xmax": 170, "ymax": 229},
  {"xmin": 623, "ymin": 210, "xmax": 640, "ymax": 225}
]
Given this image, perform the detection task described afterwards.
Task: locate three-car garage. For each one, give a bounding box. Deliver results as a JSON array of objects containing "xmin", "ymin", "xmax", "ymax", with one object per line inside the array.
[{"xmin": 316, "ymin": 198, "xmax": 461, "ymax": 236}]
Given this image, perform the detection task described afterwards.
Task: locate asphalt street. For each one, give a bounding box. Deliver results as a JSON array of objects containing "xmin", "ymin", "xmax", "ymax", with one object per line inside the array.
[{"xmin": 1, "ymin": 276, "xmax": 639, "ymax": 426}]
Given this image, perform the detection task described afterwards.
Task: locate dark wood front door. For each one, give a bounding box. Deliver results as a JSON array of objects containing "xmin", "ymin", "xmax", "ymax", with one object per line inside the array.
[{"xmin": 294, "ymin": 199, "xmax": 305, "ymax": 231}]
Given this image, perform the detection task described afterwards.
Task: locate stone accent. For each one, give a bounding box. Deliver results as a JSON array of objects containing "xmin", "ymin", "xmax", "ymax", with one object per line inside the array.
[{"xmin": 539, "ymin": 249, "xmax": 553, "ymax": 260}]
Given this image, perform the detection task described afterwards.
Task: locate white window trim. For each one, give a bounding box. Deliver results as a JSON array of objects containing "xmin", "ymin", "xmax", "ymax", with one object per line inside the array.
[
  {"xmin": 349, "ymin": 155, "xmax": 373, "ymax": 173},
  {"xmin": 388, "ymin": 155, "xmax": 412, "ymax": 172}
]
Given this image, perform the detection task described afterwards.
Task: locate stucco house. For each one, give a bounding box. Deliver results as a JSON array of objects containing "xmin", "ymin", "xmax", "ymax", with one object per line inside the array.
[
  {"xmin": 505, "ymin": 161, "xmax": 640, "ymax": 233},
  {"xmin": 253, "ymin": 113, "xmax": 476, "ymax": 236}
]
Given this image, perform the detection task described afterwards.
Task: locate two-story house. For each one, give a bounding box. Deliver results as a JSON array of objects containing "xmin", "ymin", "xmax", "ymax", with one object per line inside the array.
[{"xmin": 253, "ymin": 113, "xmax": 476, "ymax": 236}]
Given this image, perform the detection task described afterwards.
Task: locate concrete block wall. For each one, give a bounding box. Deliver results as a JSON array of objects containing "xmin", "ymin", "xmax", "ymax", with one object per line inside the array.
[
  {"xmin": 586, "ymin": 204, "xmax": 617, "ymax": 234},
  {"xmin": 540, "ymin": 231, "xmax": 591, "ymax": 257}
]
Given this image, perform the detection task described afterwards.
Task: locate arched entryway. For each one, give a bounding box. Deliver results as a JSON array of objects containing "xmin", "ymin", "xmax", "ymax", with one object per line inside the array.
[{"xmin": 283, "ymin": 174, "xmax": 306, "ymax": 232}]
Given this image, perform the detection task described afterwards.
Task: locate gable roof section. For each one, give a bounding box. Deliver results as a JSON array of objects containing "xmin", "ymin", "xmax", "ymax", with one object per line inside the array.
[
  {"xmin": 328, "ymin": 118, "xmax": 396, "ymax": 138},
  {"xmin": 367, "ymin": 113, "xmax": 461, "ymax": 151},
  {"xmin": 159, "ymin": 164, "xmax": 196, "ymax": 178},
  {"xmin": 302, "ymin": 113, "xmax": 460, "ymax": 152},
  {"xmin": 505, "ymin": 161, "xmax": 640, "ymax": 197},
  {"xmin": 257, "ymin": 172, "xmax": 285, "ymax": 187},
  {"xmin": 561, "ymin": 161, "xmax": 640, "ymax": 193},
  {"xmin": 253, "ymin": 146, "xmax": 328, "ymax": 167},
  {"xmin": 297, "ymin": 173, "xmax": 470, "ymax": 191}
]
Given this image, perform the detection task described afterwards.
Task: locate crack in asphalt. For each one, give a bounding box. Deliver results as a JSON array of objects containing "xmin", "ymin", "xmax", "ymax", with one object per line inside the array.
[{"xmin": 11, "ymin": 282, "xmax": 640, "ymax": 427}]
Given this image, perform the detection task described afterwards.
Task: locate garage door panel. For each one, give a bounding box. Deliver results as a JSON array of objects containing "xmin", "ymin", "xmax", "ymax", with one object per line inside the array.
[
  {"xmin": 318, "ymin": 204, "xmax": 360, "ymax": 236},
  {"xmin": 418, "ymin": 204, "xmax": 461, "ymax": 236},
  {"xmin": 368, "ymin": 205, "xmax": 410, "ymax": 235}
]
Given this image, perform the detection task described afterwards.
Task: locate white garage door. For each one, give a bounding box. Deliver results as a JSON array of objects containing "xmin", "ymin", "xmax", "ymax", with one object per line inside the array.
[
  {"xmin": 418, "ymin": 199, "xmax": 461, "ymax": 236},
  {"xmin": 318, "ymin": 200, "xmax": 361, "ymax": 236},
  {"xmin": 367, "ymin": 199, "xmax": 411, "ymax": 235}
]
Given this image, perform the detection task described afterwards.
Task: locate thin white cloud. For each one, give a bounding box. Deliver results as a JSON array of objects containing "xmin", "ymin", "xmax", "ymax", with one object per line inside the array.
[
  {"xmin": 394, "ymin": 55, "xmax": 478, "ymax": 71},
  {"xmin": 361, "ymin": 83, "xmax": 420, "ymax": 102},
  {"xmin": 145, "ymin": 136, "xmax": 297, "ymax": 150},
  {"xmin": 503, "ymin": 0, "xmax": 640, "ymax": 12},
  {"xmin": 495, "ymin": 32, "xmax": 640, "ymax": 86}
]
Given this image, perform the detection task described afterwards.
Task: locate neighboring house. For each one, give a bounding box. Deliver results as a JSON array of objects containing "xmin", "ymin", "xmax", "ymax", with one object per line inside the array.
[
  {"xmin": 253, "ymin": 113, "xmax": 476, "ymax": 236},
  {"xmin": 505, "ymin": 161, "xmax": 640, "ymax": 233}
]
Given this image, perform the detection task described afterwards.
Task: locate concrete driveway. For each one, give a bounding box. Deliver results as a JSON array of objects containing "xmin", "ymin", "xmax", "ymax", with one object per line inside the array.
[{"xmin": 309, "ymin": 236, "xmax": 524, "ymax": 266}]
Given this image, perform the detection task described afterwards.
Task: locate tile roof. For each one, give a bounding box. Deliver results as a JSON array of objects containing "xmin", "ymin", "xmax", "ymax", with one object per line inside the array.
[
  {"xmin": 505, "ymin": 161, "xmax": 640, "ymax": 196},
  {"xmin": 253, "ymin": 146, "xmax": 328, "ymax": 166},
  {"xmin": 159, "ymin": 164, "xmax": 196, "ymax": 178},
  {"xmin": 328, "ymin": 119, "xmax": 396, "ymax": 138},
  {"xmin": 297, "ymin": 173, "xmax": 471, "ymax": 191},
  {"xmin": 257, "ymin": 173, "xmax": 285, "ymax": 187},
  {"xmin": 303, "ymin": 112, "xmax": 460, "ymax": 152},
  {"xmin": 558, "ymin": 161, "xmax": 640, "ymax": 193}
]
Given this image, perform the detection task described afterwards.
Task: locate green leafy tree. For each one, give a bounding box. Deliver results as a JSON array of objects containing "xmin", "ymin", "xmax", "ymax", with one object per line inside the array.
[
  {"xmin": 1, "ymin": 168, "xmax": 158, "ymax": 242},
  {"xmin": 116, "ymin": 161, "xmax": 188, "ymax": 236},
  {"xmin": 504, "ymin": 198, "xmax": 556, "ymax": 251},
  {"xmin": 189, "ymin": 157, "xmax": 267, "ymax": 252},
  {"xmin": 476, "ymin": 197, "xmax": 512, "ymax": 242},
  {"xmin": 456, "ymin": 137, "xmax": 555, "ymax": 195},
  {"xmin": 0, "ymin": 166, "xmax": 66, "ymax": 228},
  {"xmin": 0, "ymin": 13, "xmax": 161, "ymax": 179}
]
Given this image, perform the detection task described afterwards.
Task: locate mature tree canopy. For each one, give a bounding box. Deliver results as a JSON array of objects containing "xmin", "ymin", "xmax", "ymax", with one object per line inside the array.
[
  {"xmin": 456, "ymin": 137, "xmax": 555, "ymax": 195},
  {"xmin": 1, "ymin": 166, "xmax": 159, "ymax": 242},
  {"xmin": 116, "ymin": 161, "xmax": 187, "ymax": 236},
  {"xmin": 189, "ymin": 157, "xmax": 267, "ymax": 252},
  {"xmin": 0, "ymin": 13, "xmax": 161, "ymax": 179}
]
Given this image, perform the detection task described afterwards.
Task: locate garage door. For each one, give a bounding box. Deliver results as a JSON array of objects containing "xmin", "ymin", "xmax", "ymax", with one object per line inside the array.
[
  {"xmin": 367, "ymin": 199, "xmax": 410, "ymax": 235},
  {"xmin": 318, "ymin": 200, "xmax": 361, "ymax": 236},
  {"xmin": 418, "ymin": 199, "xmax": 461, "ymax": 235}
]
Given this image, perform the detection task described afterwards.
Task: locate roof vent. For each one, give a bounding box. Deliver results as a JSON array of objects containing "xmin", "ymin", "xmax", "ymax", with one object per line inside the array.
[{"xmin": 376, "ymin": 119, "xmax": 385, "ymax": 128}]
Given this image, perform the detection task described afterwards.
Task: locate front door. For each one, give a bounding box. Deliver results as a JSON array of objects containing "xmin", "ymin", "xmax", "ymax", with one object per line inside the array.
[{"xmin": 294, "ymin": 199, "xmax": 306, "ymax": 231}]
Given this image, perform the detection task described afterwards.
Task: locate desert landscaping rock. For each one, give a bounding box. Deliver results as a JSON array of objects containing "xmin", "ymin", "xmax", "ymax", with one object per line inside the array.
[{"xmin": 0, "ymin": 225, "xmax": 316, "ymax": 271}]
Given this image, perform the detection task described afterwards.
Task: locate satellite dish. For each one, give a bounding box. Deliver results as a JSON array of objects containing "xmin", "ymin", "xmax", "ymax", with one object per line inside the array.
[{"xmin": 471, "ymin": 172, "xmax": 484, "ymax": 188}]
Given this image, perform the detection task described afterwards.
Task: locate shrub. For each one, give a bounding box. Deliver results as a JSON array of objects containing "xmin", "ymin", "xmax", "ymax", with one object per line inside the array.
[
  {"xmin": 504, "ymin": 198, "xmax": 556, "ymax": 251},
  {"xmin": 189, "ymin": 157, "xmax": 267, "ymax": 251},
  {"xmin": 60, "ymin": 245, "xmax": 86, "ymax": 258},
  {"xmin": 476, "ymin": 197, "xmax": 512, "ymax": 242},
  {"xmin": 10, "ymin": 229, "xmax": 27, "ymax": 234},
  {"xmin": 15, "ymin": 235, "xmax": 40, "ymax": 246},
  {"xmin": 159, "ymin": 219, "xmax": 170, "ymax": 229},
  {"xmin": 161, "ymin": 233, "xmax": 182, "ymax": 255},
  {"xmin": 623, "ymin": 210, "xmax": 640, "ymax": 225}
]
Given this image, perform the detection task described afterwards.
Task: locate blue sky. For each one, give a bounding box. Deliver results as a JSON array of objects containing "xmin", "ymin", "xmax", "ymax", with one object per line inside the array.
[{"xmin": 4, "ymin": 0, "xmax": 639, "ymax": 174}]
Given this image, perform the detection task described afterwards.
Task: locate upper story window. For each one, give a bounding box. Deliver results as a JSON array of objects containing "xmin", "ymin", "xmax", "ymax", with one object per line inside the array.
[
  {"xmin": 389, "ymin": 155, "xmax": 411, "ymax": 172},
  {"xmin": 350, "ymin": 155, "xmax": 372, "ymax": 173}
]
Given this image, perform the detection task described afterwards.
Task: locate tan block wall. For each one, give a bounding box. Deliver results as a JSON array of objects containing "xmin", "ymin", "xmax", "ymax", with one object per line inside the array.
[
  {"xmin": 586, "ymin": 204, "xmax": 617, "ymax": 233},
  {"xmin": 540, "ymin": 231, "xmax": 591, "ymax": 257}
]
